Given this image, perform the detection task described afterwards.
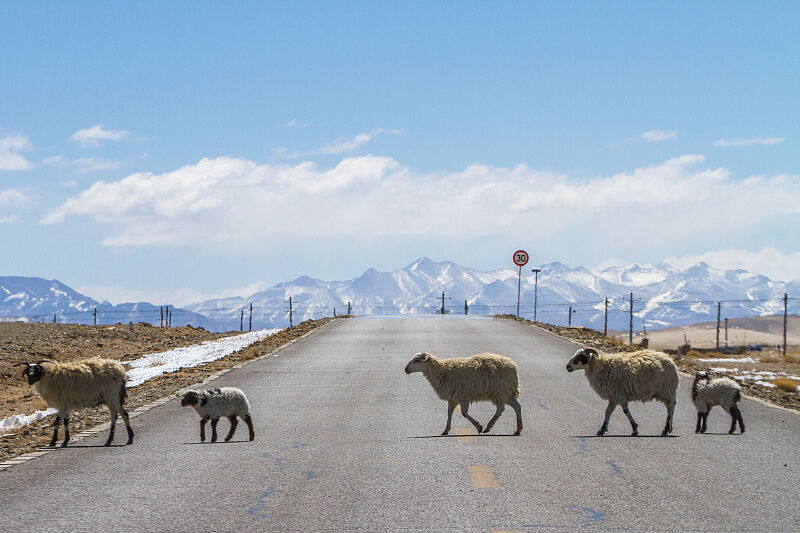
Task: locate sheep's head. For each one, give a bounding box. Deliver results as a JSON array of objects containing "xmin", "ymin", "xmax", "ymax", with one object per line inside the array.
[
  {"xmin": 180, "ymin": 390, "xmax": 206, "ymax": 407},
  {"xmin": 13, "ymin": 360, "xmax": 52, "ymax": 385},
  {"xmin": 566, "ymin": 348, "xmax": 598, "ymax": 372},
  {"xmin": 405, "ymin": 352, "xmax": 432, "ymax": 374}
]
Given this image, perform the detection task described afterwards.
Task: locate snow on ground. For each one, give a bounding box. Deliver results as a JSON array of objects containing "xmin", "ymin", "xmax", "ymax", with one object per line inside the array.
[
  {"xmin": 0, "ymin": 329, "xmax": 280, "ymax": 434},
  {"xmin": 697, "ymin": 357, "xmax": 757, "ymax": 363}
]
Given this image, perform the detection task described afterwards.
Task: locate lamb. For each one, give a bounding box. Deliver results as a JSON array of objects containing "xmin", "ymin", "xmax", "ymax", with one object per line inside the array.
[
  {"xmin": 692, "ymin": 371, "xmax": 745, "ymax": 434},
  {"xmin": 15, "ymin": 358, "xmax": 133, "ymax": 447},
  {"xmin": 566, "ymin": 347, "xmax": 678, "ymax": 436},
  {"xmin": 404, "ymin": 352, "xmax": 523, "ymax": 436},
  {"xmin": 179, "ymin": 387, "xmax": 255, "ymax": 442}
]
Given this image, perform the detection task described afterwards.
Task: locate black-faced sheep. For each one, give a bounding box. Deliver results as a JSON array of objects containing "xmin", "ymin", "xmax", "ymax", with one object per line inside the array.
[
  {"xmin": 179, "ymin": 387, "xmax": 255, "ymax": 442},
  {"xmin": 692, "ymin": 371, "xmax": 745, "ymax": 434},
  {"xmin": 404, "ymin": 352, "xmax": 523, "ymax": 436},
  {"xmin": 566, "ymin": 348, "xmax": 678, "ymax": 436},
  {"xmin": 15, "ymin": 358, "xmax": 134, "ymax": 447}
]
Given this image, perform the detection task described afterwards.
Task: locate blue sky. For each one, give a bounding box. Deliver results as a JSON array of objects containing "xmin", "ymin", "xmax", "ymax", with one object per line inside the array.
[{"xmin": 1, "ymin": 2, "xmax": 798, "ymax": 305}]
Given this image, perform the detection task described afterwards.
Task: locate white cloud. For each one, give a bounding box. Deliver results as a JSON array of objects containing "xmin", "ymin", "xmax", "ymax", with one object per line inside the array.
[
  {"xmin": 0, "ymin": 135, "xmax": 33, "ymax": 171},
  {"xmin": 713, "ymin": 136, "xmax": 784, "ymax": 147},
  {"xmin": 0, "ymin": 188, "xmax": 32, "ymax": 224},
  {"xmin": 69, "ymin": 124, "xmax": 129, "ymax": 147},
  {"xmin": 274, "ymin": 128, "xmax": 402, "ymax": 159},
  {"xmin": 664, "ymin": 247, "xmax": 800, "ymax": 282},
  {"xmin": 41, "ymin": 154, "xmax": 800, "ymax": 259},
  {"xmin": 632, "ymin": 129, "xmax": 677, "ymax": 142},
  {"xmin": 44, "ymin": 154, "xmax": 131, "ymax": 174},
  {"xmin": 284, "ymin": 118, "xmax": 309, "ymax": 128}
]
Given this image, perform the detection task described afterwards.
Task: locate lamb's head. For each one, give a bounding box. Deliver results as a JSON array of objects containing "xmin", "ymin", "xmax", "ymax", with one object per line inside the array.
[
  {"xmin": 566, "ymin": 348, "xmax": 598, "ymax": 372},
  {"xmin": 405, "ymin": 352, "xmax": 432, "ymax": 374},
  {"xmin": 180, "ymin": 390, "xmax": 208, "ymax": 407},
  {"xmin": 14, "ymin": 360, "xmax": 53, "ymax": 385}
]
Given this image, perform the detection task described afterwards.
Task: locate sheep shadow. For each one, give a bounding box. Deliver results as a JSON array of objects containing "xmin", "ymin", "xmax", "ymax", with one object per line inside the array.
[
  {"xmin": 572, "ymin": 434, "xmax": 680, "ymax": 439},
  {"xmin": 37, "ymin": 443, "xmax": 129, "ymax": 449},
  {"xmin": 180, "ymin": 440, "xmax": 253, "ymax": 445},
  {"xmin": 408, "ymin": 433, "xmax": 520, "ymax": 439}
]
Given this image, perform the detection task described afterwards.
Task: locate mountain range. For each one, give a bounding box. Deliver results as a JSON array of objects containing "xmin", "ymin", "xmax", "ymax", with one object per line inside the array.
[{"xmin": 2, "ymin": 258, "xmax": 798, "ymax": 333}]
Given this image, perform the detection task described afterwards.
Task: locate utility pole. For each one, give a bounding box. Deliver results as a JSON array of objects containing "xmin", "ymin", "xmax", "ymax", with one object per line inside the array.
[
  {"xmin": 629, "ymin": 292, "xmax": 633, "ymax": 345},
  {"xmin": 347, "ymin": 301, "xmax": 351, "ymax": 315},
  {"xmin": 464, "ymin": 300, "xmax": 468, "ymax": 315},
  {"xmin": 249, "ymin": 303, "xmax": 253, "ymax": 332},
  {"xmin": 568, "ymin": 306, "xmax": 573, "ymax": 327},
  {"xmin": 725, "ymin": 318, "xmax": 729, "ymax": 348},
  {"xmin": 289, "ymin": 296, "xmax": 294, "ymax": 328},
  {"xmin": 533, "ymin": 269, "xmax": 540, "ymax": 321},
  {"xmin": 784, "ymin": 293, "xmax": 788, "ymax": 357},
  {"xmin": 716, "ymin": 302, "xmax": 721, "ymax": 350},
  {"xmin": 93, "ymin": 307, "xmax": 97, "ymax": 326},
  {"xmin": 240, "ymin": 310, "xmax": 244, "ymax": 332},
  {"xmin": 604, "ymin": 297, "xmax": 609, "ymax": 337},
  {"xmin": 160, "ymin": 306, "xmax": 164, "ymax": 328},
  {"xmin": 439, "ymin": 292, "xmax": 451, "ymax": 315}
]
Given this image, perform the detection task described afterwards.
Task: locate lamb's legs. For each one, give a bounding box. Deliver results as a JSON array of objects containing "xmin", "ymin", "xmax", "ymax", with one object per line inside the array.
[
  {"xmin": 61, "ymin": 417, "xmax": 70, "ymax": 447},
  {"xmin": 483, "ymin": 403, "xmax": 505, "ymax": 434},
  {"xmin": 105, "ymin": 408, "xmax": 118, "ymax": 446},
  {"xmin": 49, "ymin": 415, "xmax": 61, "ymax": 447},
  {"xmin": 244, "ymin": 415, "xmax": 255, "ymax": 441},
  {"xmin": 695, "ymin": 411, "xmax": 704, "ymax": 433},
  {"xmin": 460, "ymin": 402, "xmax": 483, "ymax": 434},
  {"xmin": 736, "ymin": 407, "xmax": 745, "ymax": 434},
  {"xmin": 598, "ymin": 401, "xmax": 617, "ymax": 436},
  {"xmin": 729, "ymin": 406, "xmax": 745, "ymax": 434},
  {"xmin": 120, "ymin": 409, "xmax": 134, "ymax": 444},
  {"xmin": 662, "ymin": 399, "xmax": 676, "ymax": 436},
  {"xmin": 200, "ymin": 417, "xmax": 209, "ymax": 442},
  {"xmin": 700, "ymin": 407, "xmax": 710, "ymax": 433},
  {"xmin": 508, "ymin": 397, "xmax": 523, "ymax": 436},
  {"xmin": 442, "ymin": 401, "xmax": 457, "ymax": 435},
  {"xmin": 210, "ymin": 418, "xmax": 219, "ymax": 442},
  {"xmin": 225, "ymin": 416, "xmax": 238, "ymax": 442},
  {"xmin": 621, "ymin": 403, "xmax": 638, "ymax": 436}
]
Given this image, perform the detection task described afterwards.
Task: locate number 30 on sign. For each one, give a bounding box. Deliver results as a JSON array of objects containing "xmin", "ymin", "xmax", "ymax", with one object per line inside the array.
[{"xmin": 513, "ymin": 250, "xmax": 529, "ymax": 267}]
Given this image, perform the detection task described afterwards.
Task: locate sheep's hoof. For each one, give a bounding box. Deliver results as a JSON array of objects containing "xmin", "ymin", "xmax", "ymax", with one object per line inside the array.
[
  {"xmin": 224, "ymin": 437, "xmax": 232, "ymax": 442},
  {"xmin": 728, "ymin": 429, "xmax": 735, "ymax": 435},
  {"xmin": 441, "ymin": 430, "xmax": 449, "ymax": 436},
  {"xmin": 513, "ymin": 430, "xmax": 521, "ymax": 436},
  {"xmin": 60, "ymin": 442, "xmax": 69, "ymax": 448},
  {"xmin": 126, "ymin": 438, "xmax": 133, "ymax": 445},
  {"xmin": 476, "ymin": 425, "xmax": 484, "ymax": 434},
  {"xmin": 631, "ymin": 431, "xmax": 639, "ymax": 436},
  {"xmin": 596, "ymin": 430, "xmax": 606, "ymax": 436}
]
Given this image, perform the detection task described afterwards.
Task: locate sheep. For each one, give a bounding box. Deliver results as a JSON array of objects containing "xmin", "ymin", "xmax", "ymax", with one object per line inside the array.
[
  {"xmin": 566, "ymin": 347, "xmax": 678, "ymax": 436},
  {"xmin": 404, "ymin": 352, "xmax": 523, "ymax": 436},
  {"xmin": 179, "ymin": 387, "xmax": 255, "ymax": 442},
  {"xmin": 692, "ymin": 371, "xmax": 745, "ymax": 434},
  {"xmin": 15, "ymin": 358, "xmax": 133, "ymax": 447}
]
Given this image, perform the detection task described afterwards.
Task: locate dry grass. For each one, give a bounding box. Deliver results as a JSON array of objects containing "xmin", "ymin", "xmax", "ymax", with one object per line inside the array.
[{"xmin": 773, "ymin": 378, "xmax": 799, "ymax": 393}]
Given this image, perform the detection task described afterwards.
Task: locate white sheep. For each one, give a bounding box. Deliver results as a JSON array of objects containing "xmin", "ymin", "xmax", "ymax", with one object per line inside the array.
[
  {"xmin": 566, "ymin": 347, "xmax": 678, "ymax": 436},
  {"xmin": 15, "ymin": 358, "xmax": 134, "ymax": 447},
  {"xmin": 404, "ymin": 352, "xmax": 523, "ymax": 436},
  {"xmin": 692, "ymin": 371, "xmax": 745, "ymax": 434},
  {"xmin": 179, "ymin": 387, "xmax": 255, "ymax": 442}
]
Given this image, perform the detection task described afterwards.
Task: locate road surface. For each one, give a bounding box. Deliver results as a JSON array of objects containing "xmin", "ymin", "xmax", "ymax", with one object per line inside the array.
[{"xmin": 1, "ymin": 317, "xmax": 798, "ymax": 532}]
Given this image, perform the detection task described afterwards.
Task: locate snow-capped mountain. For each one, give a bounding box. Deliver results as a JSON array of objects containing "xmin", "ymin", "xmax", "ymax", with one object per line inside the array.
[{"xmin": 3, "ymin": 258, "xmax": 798, "ymax": 332}]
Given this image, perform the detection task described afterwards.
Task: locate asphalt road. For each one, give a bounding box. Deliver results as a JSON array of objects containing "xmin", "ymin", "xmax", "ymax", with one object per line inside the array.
[{"xmin": 1, "ymin": 317, "xmax": 798, "ymax": 532}]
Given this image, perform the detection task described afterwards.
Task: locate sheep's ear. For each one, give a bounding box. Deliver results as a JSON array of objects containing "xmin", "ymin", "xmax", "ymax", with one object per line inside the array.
[
  {"xmin": 200, "ymin": 395, "xmax": 208, "ymax": 406},
  {"xmin": 420, "ymin": 352, "xmax": 430, "ymax": 361},
  {"xmin": 584, "ymin": 348, "xmax": 599, "ymax": 357}
]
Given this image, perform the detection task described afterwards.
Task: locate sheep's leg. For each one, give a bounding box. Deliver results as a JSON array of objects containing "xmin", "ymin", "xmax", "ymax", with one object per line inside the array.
[
  {"xmin": 662, "ymin": 399, "xmax": 676, "ymax": 436},
  {"xmin": 200, "ymin": 417, "xmax": 209, "ymax": 442},
  {"xmin": 597, "ymin": 401, "xmax": 616, "ymax": 436},
  {"xmin": 695, "ymin": 411, "xmax": 704, "ymax": 433},
  {"xmin": 621, "ymin": 403, "xmax": 638, "ymax": 436},
  {"xmin": 105, "ymin": 408, "xmax": 118, "ymax": 446},
  {"xmin": 700, "ymin": 408, "xmax": 710, "ymax": 433},
  {"xmin": 225, "ymin": 416, "xmax": 238, "ymax": 442},
  {"xmin": 460, "ymin": 402, "xmax": 483, "ymax": 434},
  {"xmin": 49, "ymin": 415, "xmax": 61, "ymax": 447},
  {"xmin": 120, "ymin": 409, "xmax": 134, "ymax": 445},
  {"xmin": 210, "ymin": 418, "xmax": 219, "ymax": 443},
  {"xmin": 244, "ymin": 415, "xmax": 255, "ymax": 441},
  {"xmin": 61, "ymin": 417, "xmax": 70, "ymax": 447},
  {"xmin": 442, "ymin": 401, "xmax": 457, "ymax": 435},
  {"xmin": 508, "ymin": 397, "xmax": 523, "ymax": 436},
  {"xmin": 483, "ymin": 402, "xmax": 505, "ymax": 434},
  {"xmin": 737, "ymin": 407, "xmax": 745, "ymax": 434}
]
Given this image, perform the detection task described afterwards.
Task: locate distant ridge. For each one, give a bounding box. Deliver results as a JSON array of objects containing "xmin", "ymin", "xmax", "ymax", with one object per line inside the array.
[{"xmin": 3, "ymin": 259, "xmax": 798, "ymax": 332}]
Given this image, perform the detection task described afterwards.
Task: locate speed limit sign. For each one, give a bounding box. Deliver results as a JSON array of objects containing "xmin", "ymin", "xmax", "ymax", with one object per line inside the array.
[{"xmin": 513, "ymin": 250, "xmax": 529, "ymax": 267}]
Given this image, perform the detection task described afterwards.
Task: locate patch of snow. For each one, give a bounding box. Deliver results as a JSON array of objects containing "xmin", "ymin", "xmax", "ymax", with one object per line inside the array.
[
  {"xmin": 696, "ymin": 357, "xmax": 756, "ymax": 363},
  {"xmin": 0, "ymin": 408, "xmax": 58, "ymax": 435},
  {"xmin": 125, "ymin": 328, "xmax": 280, "ymax": 387},
  {"xmin": 754, "ymin": 380, "xmax": 776, "ymax": 389}
]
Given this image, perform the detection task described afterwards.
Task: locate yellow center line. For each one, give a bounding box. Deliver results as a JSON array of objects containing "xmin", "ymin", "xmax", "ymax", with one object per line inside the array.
[
  {"xmin": 468, "ymin": 465, "xmax": 499, "ymax": 488},
  {"xmin": 454, "ymin": 427, "xmax": 477, "ymax": 443}
]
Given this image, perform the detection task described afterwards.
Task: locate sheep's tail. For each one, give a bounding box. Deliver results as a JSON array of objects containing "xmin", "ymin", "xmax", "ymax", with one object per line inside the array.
[
  {"xmin": 734, "ymin": 388, "xmax": 741, "ymax": 404},
  {"xmin": 119, "ymin": 380, "xmax": 128, "ymax": 406}
]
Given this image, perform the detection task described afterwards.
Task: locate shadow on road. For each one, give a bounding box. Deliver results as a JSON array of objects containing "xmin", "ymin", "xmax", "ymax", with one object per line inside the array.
[
  {"xmin": 180, "ymin": 440, "xmax": 253, "ymax": 445},
  {"xmin": 572, "ymin": 434, "xmax": 680, "ymax": 438},
  {"xmin": 407, "ymin": 433, "xmax": 520, "ymax": 439}
]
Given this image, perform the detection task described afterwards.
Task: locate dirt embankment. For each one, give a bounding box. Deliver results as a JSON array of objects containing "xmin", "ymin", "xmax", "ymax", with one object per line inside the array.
[
  {"xmin": 497, "ymin": 315, "xmax": 800, "ymax": 412},
  {"xmin": 0, "ymin": 318, "xmax": 337, "ymax": 462}
]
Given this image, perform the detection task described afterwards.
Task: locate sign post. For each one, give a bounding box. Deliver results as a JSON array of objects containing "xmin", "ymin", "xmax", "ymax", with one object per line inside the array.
[{"xmin": 513, "ymin": 250, "xmax": 529, "ymax": 317}]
